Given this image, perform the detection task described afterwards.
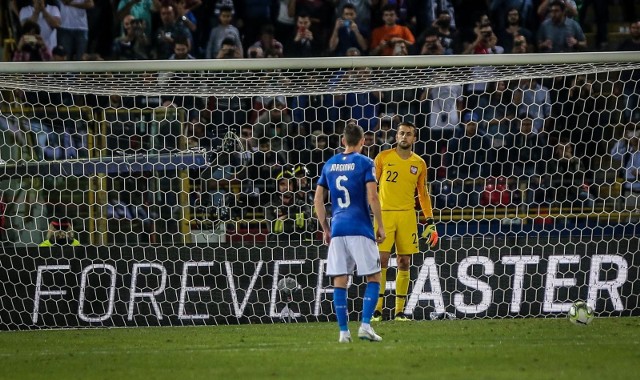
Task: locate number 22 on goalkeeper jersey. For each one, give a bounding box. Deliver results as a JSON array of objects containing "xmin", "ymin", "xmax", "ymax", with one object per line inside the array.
[{"xmin": 317, "ymin": 152, "xmax": 377, "ymax": 241}]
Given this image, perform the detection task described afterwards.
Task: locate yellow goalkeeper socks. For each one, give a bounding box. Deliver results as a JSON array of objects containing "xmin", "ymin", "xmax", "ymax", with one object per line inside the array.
[
  {"xmin": 375, "ymin": 268, "xmax": 387, "ymax": 314},
  {"xmin": 395, "ymin": 270, "xmax": 410, "ymax": 315}
]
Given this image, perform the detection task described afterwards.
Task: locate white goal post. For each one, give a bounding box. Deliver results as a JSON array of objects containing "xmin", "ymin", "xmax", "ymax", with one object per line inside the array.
[{"xmin": 0, "ymin": 52, "xmax": 639, "ymax": 329}]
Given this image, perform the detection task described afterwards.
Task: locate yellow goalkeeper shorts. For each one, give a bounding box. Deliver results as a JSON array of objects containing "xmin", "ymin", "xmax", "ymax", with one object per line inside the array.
[{"xmin": 375, "ymin": 210, "xmax": 418, "ymax": 255}]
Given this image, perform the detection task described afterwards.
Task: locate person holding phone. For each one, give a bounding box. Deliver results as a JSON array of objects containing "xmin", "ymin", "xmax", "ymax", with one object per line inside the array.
[
  {"xmin": 287, "ymin": 13, "xmax": 316, "ymax": 57},
  {"xmin": 328, "ymin": 4, "xmax": 368, "ymax": 56},
  {"xmin": 13, "ymin": 20, "xmax": 52, "ymax": 61},
  {"xmin": 17, "ymin": 0, "xmax": 61, "ymax": 52}
]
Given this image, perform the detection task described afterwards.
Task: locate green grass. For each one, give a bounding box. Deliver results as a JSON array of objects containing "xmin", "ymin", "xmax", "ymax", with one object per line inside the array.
[{"xmin": 1, "ymin": 318, "xmax": 639, "ymax": 380}]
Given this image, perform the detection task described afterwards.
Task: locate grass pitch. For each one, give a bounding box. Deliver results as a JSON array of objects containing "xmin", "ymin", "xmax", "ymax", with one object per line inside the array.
[{"xmin": 1, "ymin": 317, "xmax": 638, "ymax": 380}]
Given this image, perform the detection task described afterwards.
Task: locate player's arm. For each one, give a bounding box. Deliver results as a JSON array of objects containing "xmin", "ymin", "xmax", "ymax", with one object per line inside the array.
[
  {"xmin": 374, "ymin": 152, "xmax": 383, "ymax": 188},
  {"xmin": 366, "ymin": 181, "xmax": 385, "ymax": 243},
  {"xmin": 417, "ymin": 162, "xmax": 438, "ymax": 248},
  {"xmin": 313, "ymin": 184, "xmax": 331, "ymax": 245}
]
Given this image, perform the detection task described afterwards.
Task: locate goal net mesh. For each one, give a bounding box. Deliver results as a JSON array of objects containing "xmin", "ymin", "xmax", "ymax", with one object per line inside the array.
[{"xmin": 0, "ymin": 54, "xmax": 638, "ymax": 329}]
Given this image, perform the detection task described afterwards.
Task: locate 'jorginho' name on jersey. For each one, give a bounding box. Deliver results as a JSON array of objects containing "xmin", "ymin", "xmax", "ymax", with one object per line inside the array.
[
  {"xmin": 317, "ymin": 152, "xmax": 376, "ymax": 241},
  {"xmin": 329, "ymin": 163, "xmax": 355, "ymax": 172}
]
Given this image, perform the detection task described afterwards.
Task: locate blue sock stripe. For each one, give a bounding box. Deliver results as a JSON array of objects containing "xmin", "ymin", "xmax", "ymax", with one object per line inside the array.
[
  {"xmin": 333, "ymin": 287, "xmax": 349, "ymax": 331},
  {"xmin": 362, "ymin": 282, "xmax": 380, "ymax": 324}
]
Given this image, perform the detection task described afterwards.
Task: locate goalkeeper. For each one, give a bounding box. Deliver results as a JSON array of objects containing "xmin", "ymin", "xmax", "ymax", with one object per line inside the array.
[{"xmin": 372, "ymin": 121, "xmax": 438, "ymax": 321}]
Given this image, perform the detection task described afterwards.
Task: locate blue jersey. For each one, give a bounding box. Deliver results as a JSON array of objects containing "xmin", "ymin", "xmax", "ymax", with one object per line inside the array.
[{"xmin": 317, "ymin": 152, "xmax": 377, "ymax": 241}]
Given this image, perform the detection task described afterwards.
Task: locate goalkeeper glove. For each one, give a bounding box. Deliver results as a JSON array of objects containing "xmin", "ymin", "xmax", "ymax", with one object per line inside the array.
[
  {"xmin": 295, "ymin": 213, "xmax": 305, "ymax": 229},
  {"xmin": 273, "ymin": 219, "xmax": 284, "ymax": 234},
  {"xmin": 421, "ymin": 219, "xmax": 438, "ymax": 248}
]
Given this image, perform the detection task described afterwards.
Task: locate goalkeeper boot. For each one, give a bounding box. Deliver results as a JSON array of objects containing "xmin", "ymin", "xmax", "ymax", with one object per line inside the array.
[
  {"xmin": 338, "ymin": 331, "xmax": 352, "ymax": 343},
  {"xmin": 394, "ymin": 313, "xmax": 412, "ymax": 322},
  {"xmin": 358, "ymin": 324, "xmax": 382, "ymax": 342},
  {"xmin": 371, "ymin": 310, "xmax": 383, "ymax": 322}
]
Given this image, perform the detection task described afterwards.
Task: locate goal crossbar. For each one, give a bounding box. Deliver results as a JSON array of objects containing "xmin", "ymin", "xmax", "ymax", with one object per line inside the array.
[{"xmin": 1, "ymin": 52, "xmax": 640, "ymax": 97}]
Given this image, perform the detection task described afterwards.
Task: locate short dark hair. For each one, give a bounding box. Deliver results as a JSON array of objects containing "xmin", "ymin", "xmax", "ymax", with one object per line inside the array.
[
  {"xmin": 382, "ymin": 4, "xmax": 396, "ymax": 13},
  {"xmin": 343, "ymin": 123, "xmax": 364, "ymax": 147},
  {"xmin": 21, "ymin": 20, "xmax": 41, "ymax": 35},
  {"xmin": 397, "ymin": 121, "xmax": 417, "ymax": 135},
  {"xmin": 221, "ymin": 37, "xmax": 236, "ymax": 47},
  {"xmin": 173, "ymin": 36, "xmax": 189, "ymax": 47},
  {"xmin": 549, "ymin": 0, "xmax": 566, "ymax": 11},
  {"xmin": 343, "ymin": 3, "xmax": 356, "ymax": 12},
  {"xmin": 219, "ymin": 5, "xmax": 233, "ymax": 14}
]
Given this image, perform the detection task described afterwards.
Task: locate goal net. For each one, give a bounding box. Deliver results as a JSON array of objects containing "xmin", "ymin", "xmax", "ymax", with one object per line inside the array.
[{"xmin": 0, "ymin": 53, "xmax": 639, "ymax": 330}]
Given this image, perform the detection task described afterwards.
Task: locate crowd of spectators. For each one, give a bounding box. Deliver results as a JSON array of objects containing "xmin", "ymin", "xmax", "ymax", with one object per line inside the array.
[
  {"xmin": 4, "ymin": 0, "xmax": 640, "ymax": 62},
  {"xmin": 1, "ymin": 0, "xmax": 640, "ymax": 244}
]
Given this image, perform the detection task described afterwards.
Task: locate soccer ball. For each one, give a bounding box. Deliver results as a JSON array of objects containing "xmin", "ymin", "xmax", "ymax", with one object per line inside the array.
[
  {"xmin": 277, "ymin": 277, "xmax": 299, "ymax": 297},
  {"xmin": 568, "ymin": 301, "xmax": 594, "ymax": 325}
]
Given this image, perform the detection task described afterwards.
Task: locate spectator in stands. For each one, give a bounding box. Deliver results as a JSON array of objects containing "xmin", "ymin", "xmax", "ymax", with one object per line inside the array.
[
  {"xmin": 169, "ymin": 36, "xmax": 195, "ymax": 59},
  {"xmin": 235, "ymin": 0, "xmax": 272, "ymax": 51},
  {"xmin": 611, "ymin": 125, "xmax": 639, "ymax": 174},
  {"xmin": 274, "ymin": 0, "xmax": 295, "ymax": 43},
  {"xmin": 175, "ymin": 0, "xmax": 198, "ymax": 35},
  {"xmin": 286, "ymin": 13, "xmax": 318, "ymax": 57},
  {"xmin": 543, "ymin": 140, "xmax": 593, "ymax": 207},
  {"xmin": 289, "ymin": 0, "xmax": 334, "ymax": 53},
  {"xmin": 334, "ymin": 0, "xmax": 373, "ymax": 36},
  {"xmin": 13, "ymin": 20, "xmax": 52, "ymax": 61},
  {"xmin": 458, "ymin": 12, "xmax": 491, "ymax": 54},
  {"xmin": 537, "ymin": 0, "xmax": 577, "ymax": 20},
  {"xmin": 56, "ymin": 0, "xmax": 94, "ymax": 61},
  {"xmin": 497, "ymin": 7, "xmax": 533, "ymax": 53},
  {"xmin": 266, "ymin": 175, "xmax": 313, "ymax": 242},
  {"xmin": 328, "ymin": 4, "xmax": 368, "ymax": 56},
  {"xmin": 537, "ymin": 0, "xmax": 586, "ymax": 53},
  {"xmin": 413, "ymin": 0, "xmax": 456, "ymax": 40},
  {"xmin": 212, "ymin": 0, "xmax": 235, "ymax": 25},
  {"xmin": 116, "ymin": 0, "xmax": 156, "ymax": 38},
  {"xmin": 370, "ymin": 5, "xmax": 415, "ymax": 56},
  {"xmin": 362, "ymin": 130, "xmax": 379, "ymax": 160},
  {"xmin": 510, "ymin": 33, "xmax": 530, "ymax": 53},
  {"xmin": 213, "ymin": 37, "xmax": 242, "ymax": 59},
  {"xmin": 429, "ymin": 8, "xmax": 457, "ymax": 55},
  {"xmin": 18, "ymin": 0, "xmax": 61, "ymax": 52},
  {"xmin": 489, "ymin": 0, "xmax": 533, "ymax": 34},
  {"xmin": 154, "ymin": 2, "xmax": 192, "ymax": 59},
  {"xmin": 514, "ymin": 78, "xmax": 551, "ymax": 134},
  {"xmin": 253, "ymin": 97, "xmax": 295, "ymax": 155},
  {"xmin": 445, "ymin": 111, "xmax": 492, "ymax": 180},
  {"xmin": 184, "ymin": 118, "xmax": 209, "ymax": 149},
  {"xmin": 206, "ymin": 6, "xmax": 242, "ymax": 58},
  {"xmin": 617, "ymin": 21, "xmax": 640, "ymax": 124},
  {"xmin": 443, "ymin": 111, "xmax": 491, "ymax": 207},
  {"xmin": 375, "ymin": 114, "xmax": 398, "ymax": 152},
  {"xmin": 39, "ymin": 217, "xmax": 80, "ymax": 247},
  {"xmin": 508, "ymin": 117, "xmax": 552, "ymax": 180},
  {"xmin": 462, "ymin": 20, "xmax": 503, "ymax": 54},
  {"xmin": 622, "ymin": 133, "xmax": 640, "ymax": 218},
  {"xmin": 299, "ymin": 130, "xmax": 332, "ymax": 180},
  {"xmin": 112, "ymin": 14, "xmax": 151, "ymax": 60},
  {"xmin": 247, "ymin": 24, "xmax": 284, "ymax": 58},
  {"xmin": 478, "ymin": 80, "xmax": 516, "ymax": 126},
  {"xmin": 419, "ymin": 28, "xmax": 447, "ymax": 55}
]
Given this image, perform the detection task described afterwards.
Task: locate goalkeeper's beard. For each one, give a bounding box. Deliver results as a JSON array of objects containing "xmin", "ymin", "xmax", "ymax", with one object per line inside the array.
[{"xmin": 397, "ymin": 141, "xmax": 413, "ymax": 151}]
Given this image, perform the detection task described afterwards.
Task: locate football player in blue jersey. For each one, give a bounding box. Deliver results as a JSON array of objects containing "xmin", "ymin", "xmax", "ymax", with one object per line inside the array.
[{"xmin": 314, "ymin": 122, "xmax": 386, "ymax": 343}]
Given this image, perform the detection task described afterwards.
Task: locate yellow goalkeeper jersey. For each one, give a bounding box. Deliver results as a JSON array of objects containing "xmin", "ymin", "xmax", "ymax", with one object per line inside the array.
[{"xmin": 374, "ymin": 149, "xmax": 434, "ymax": 219}]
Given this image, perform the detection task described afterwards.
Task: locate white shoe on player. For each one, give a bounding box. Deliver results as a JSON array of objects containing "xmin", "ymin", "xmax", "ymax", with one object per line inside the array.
[
  {"xmin": 338, "ymin": 331, "xmax": 352, "ymax": 343},
  {"xmin": 358, "ymin": 324, "xmax": 382, "ymax": 342}
]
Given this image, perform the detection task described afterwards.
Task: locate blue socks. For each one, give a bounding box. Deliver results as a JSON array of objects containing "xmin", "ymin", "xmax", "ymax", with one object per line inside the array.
[
  {"xmin": 362, "ymin": 282, "xmax": 380, "ymax": 324},
  {"xmin": 333, "ymin": 287, "xmax": 348, "ymax": 331}
]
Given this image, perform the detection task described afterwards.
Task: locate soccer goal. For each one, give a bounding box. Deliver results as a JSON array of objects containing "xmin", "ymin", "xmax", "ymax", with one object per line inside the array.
[{"xmin": 0, "ymin": 53, "xmax": 639, "ymax": 330}]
